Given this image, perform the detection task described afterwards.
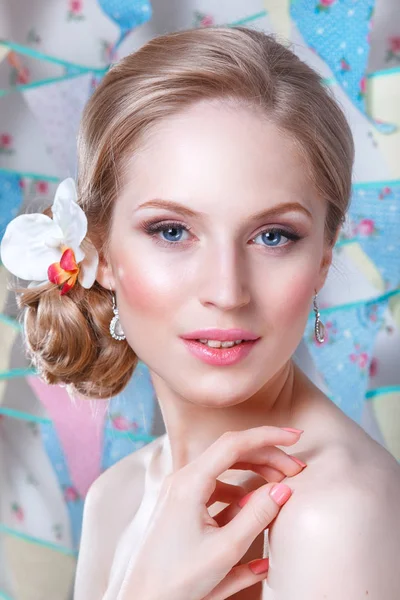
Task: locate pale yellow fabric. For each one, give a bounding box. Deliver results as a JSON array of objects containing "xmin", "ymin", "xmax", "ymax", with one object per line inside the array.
[
  {"xmin": 0, "ymin": 45, "xmax": 9, "ymax": 64},
  {"xmin": 342, "ymin": 244, "xmax": 386, "ymax": 294},
  {"xmin": 388, "ymin": 294, "xmax": 400, "ymax": 330},
  {"xmin": 3, "ymin": 535, "xmax": 76, "ymax": 600},
  {"xmin": 0, "ymin": 265, "xmax": 9, "ymax": 317},
  {"xmin": 370, "ymin": 391, "xmax": 400, "ymax": 462},
  {"xmin": 366, "ymin": 72, "xmax": 400, "ymax": 179},
  {"xmin": 263, "ymin": 0, "xmax": 291, "ymax": 39},
  {"xmin": 0, "ymin": 266, "xmax": 18, "ymax": 406}
]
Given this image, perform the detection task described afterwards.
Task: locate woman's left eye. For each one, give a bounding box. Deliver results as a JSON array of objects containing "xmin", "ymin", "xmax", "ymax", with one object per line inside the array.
[{"xmin": 253, "ymin": 228, "xmax": 301, "ymax": 248}]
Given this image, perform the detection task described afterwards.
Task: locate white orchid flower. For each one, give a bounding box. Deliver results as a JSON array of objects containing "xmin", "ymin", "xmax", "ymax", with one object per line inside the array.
[{"xmin": 0, "ymin": 178, "xmax": 99, "ymax": 295}]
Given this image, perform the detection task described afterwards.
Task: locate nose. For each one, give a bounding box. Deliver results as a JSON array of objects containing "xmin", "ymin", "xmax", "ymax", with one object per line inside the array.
[{"xmin": 197, "ymin": 244, "xmax": 251, "ymax": 311}]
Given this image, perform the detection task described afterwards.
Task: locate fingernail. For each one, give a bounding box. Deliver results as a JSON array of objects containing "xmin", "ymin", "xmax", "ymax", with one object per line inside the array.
[
  {"xmin": 237, "ymin": 490, "xmax": 255, "ymax": 508},
  {"xmin": 290, "ymin": 455, "xmax": 307, "ymax": 468},
  {"xmin": 281, "ymin": 427, "xmax": 304, "ymax": 434},
  {"xmin": 249, "ymin": 557, "xmax": 270, "ymax": 574},
  {"xmin": 269, "ymin": 483, "xmax": 292, "ymax": 506}
]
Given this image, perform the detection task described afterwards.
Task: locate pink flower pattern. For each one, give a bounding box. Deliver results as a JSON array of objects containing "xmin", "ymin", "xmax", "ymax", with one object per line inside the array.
[
  {"xmin": 35, "ymin": 180, "xmax": 49, "ymax": 194},
  {"xmin": 369, "ymin": 357, "xmax": 378, "ymax": 378},
  {"xmin": 0, "ymin": 133, "xmax": 15, "ymax": 155},
  {"xmin": 340, "ymin": 58, "xmax": 351, "ymax": 73},
  {"xmin": 111, "ymin": 414, "xmax": 139, "ymax": 432},
  {"xmin": 349, "ymin": 343, "xmax": 370, "ymax": 375},
  {"xmin": 1, "ymin": 133, "xmax": 12, "ymax": 148},
  {"xmin": 316, "ymin": 0, "xmax": 337, "ymax": 13},
  {"xmin": 378, "ymin": 186, "xmax": 393, "ymax": 200},
  {"xmin": 193, "ymin": 11, "xmax": 214, "ymax": 28},
  {"xmin": 63, "ymin": 485, "xmax": 80, "ymax": 502},
  {"xmin": 358, "ymin": 76, "xmax": 367, "ymax": 101},
  {"xmin": 100, "ymin": 39, "xmax": 118, "ymax": 63},
  {"xmin": 357, "ymin": 218, "xmax": 377, "ymax": 237},
  {"xmin": 386, "ymin": 36, "xmax": 400, "ymax": 63},
  {"xmin": 16, "ymin": 67, "xmax": 30, "ymax": 85},
  {"xmin": 11, "ymin": 502, "xmax": 24, "ymax": 522},
  {"xmin": 67, "ymin": 0, "xmax": 85, "ymax": 21}
]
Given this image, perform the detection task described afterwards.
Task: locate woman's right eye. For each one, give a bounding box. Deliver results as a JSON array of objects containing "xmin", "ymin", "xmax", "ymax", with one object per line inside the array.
[{"xmin": 141, "ymin": 220, "xmax": 193, "ymax": 246}]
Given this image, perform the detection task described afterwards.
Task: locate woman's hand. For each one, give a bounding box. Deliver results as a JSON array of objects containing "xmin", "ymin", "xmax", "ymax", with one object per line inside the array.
[{"xmin": 117, "ymin": 425, "xmax": 306, "ymax": 600}]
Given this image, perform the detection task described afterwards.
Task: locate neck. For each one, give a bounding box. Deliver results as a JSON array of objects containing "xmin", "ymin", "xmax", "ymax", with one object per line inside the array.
[{"xmin": 150, "ymin": 359, "xmax": 304, "ymax": 473}]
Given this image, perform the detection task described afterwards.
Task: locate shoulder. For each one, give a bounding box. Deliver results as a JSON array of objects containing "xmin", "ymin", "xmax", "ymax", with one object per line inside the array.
[
  {"xmin": 83, "ymin": 435, "xmax": 164, "ymax": 523},
  {"xmin": 74, "ymin": 435, "xmax": 163, "ymax": 600},
  {"xmin": 266, "ymin": 435, "xmax": 400, "ymax": 599}
]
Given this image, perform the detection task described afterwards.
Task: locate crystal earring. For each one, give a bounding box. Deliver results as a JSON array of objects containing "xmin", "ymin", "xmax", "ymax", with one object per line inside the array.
[
  {"xmin": 313, "ymin": 291, "xmax": 325, "ymax": 344},
  {"xmin": 109, "ymin": 292, "xmax": 126, "ymax": 341}
]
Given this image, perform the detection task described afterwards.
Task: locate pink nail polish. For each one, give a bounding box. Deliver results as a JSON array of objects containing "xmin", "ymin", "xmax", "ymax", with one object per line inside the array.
[
  {"xmin": 249, "ymin": 557, "xmax": 270, "ymax": 574},
  {"xmin": 269, "ymin": 483, "xmax": 292, "ymax": 506},
  {"xmin": 290, "ymin": 455, "xmax": 307, "ymax": 468},
  {"xmin": 281, "ymin": 427, "xmax": 304, "ymax": 434}
]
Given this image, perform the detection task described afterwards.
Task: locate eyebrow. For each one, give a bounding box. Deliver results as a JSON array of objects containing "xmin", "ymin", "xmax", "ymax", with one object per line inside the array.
[{"xmin": 134, "ymin": 199, "xmax": 313, "ymax": 221}]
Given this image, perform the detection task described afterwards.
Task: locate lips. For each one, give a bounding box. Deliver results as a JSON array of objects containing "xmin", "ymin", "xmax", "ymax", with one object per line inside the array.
[
  {"xmin": 182, "ymin": 338, "xmax": 259, "ymax": 366},
  {"xmin": 181, "ymin": 328, "xmax": 259, "ymax": 342}
]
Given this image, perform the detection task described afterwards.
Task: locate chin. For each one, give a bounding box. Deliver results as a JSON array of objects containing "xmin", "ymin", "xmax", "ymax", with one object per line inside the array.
[{"xmin": 174, "ymin": 374, "xmax": 265, "ymax": 408}]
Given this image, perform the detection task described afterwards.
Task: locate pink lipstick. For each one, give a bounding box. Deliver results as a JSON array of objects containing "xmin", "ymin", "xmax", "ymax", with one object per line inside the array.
[{"xmin": 180, "ymin": 328, "xmax": 260, "ymax": 366}]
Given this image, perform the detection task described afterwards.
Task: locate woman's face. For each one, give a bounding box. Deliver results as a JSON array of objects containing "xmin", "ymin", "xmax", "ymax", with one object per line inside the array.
[{"xmin": 99, "ymin": 101, "xmax": 333, "ymax": 406}]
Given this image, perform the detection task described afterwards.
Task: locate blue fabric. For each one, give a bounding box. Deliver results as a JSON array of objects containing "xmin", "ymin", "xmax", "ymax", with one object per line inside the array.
[
  {"xmin": 101, "ymin": 361, "xmax": 157, "ymax": 471},
  {"xmin": 0, "ymin": 173, "xmax": 23, "ymax": 245},
  {"xmin": 97, "ymin": 0, "xmax": 152, "ymax": 32},
  {"xmin": 342, "ymin": 182, "xmax": 400, "ymax": 291},
  {"xmin": 39, "ymin": 422, "xmax": 84, "ymax": 550},
  {"xmin": 291, "ymin": 0, "xmax": 396, "ymax": 134}
]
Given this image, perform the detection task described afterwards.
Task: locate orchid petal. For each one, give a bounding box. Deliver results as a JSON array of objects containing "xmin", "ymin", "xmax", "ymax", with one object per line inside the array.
[
  {"xmin": 78, "ymin": 241, "xmax": 99, "ymax": 288},
  {"xmin": 48, "ymin": 262, "xmax": 71, "ymax": 286},
  {"xmin": 60, "ymin": 248, "xmax": 79, "ymax": 273},
  {"xmin": 0, "ymin": 213, "xmax": 64, "ymax": 281},
  {"xmin": 74, "ymin": 246, "xmax": 85, "ymax": 263},
  {"xmin": 45, "ymin": 235, "xmax": 64, "ymax": 249},
  {"xmin": 52, "ymin": 178, "xmax": 87, "ymax": 253},
  {"xmin": 61, "ymin": 273, "xmax": 78, "ymax": 296}
]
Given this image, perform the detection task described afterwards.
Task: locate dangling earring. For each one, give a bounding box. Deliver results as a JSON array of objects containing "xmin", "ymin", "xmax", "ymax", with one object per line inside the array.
[
  {"xmin": 313, "ymin": 290, "xmax": 325, "ymax": 344},
  {"xmin": 109, "ymin": 292, "xmax": 126, "ymax": 341}
]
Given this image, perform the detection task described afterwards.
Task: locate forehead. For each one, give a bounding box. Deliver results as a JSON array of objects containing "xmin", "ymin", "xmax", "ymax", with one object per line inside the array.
[{"xmin": 121, "ymin": 101, "xmax": 321, "ymax": 216}]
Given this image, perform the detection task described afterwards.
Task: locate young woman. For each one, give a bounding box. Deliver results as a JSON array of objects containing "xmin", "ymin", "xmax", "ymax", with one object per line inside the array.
[{"xmin": 2, "ymin": 27, "xmax": 399, "ymax": 600}]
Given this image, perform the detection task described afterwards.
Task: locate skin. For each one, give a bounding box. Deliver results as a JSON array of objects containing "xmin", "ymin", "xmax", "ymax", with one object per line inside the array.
[{"xmin": 75, "ymin": 101, "xmax": 400, "ymax": 599}]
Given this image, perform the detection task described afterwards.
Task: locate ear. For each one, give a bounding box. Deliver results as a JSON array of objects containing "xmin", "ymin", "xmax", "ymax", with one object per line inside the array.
[
  {"xmin": 95, "ymin": 254, "xmax": 116, "ymax": 291},
  {"xmin": 316, "ymin": 228, "xmax": 340, "ymax": 292}
]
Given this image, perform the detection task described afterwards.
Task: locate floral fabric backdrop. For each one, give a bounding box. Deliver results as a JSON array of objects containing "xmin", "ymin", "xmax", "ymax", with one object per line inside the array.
[{"xmin": 0, "ymin": 0, "xmax": 399, "ymax": 598}]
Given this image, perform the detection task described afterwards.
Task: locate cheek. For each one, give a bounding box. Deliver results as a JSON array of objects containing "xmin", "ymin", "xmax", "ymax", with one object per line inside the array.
[
  {"xmin": 258, "ymin": 258, "xmax": 317, "ymax": 323},
  {"xmin": 281, "ymin": 274, "xmax": 314, "ymax": 312},
  {"xmin": 113, "ymin": 253, "xmax": 180, "ymax": 314}
]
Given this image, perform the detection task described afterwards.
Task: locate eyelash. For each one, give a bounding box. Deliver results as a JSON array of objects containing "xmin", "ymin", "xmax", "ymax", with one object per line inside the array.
[{"xmin": 140, "ymin": 220, "xmax": 302, "ymax": 250}]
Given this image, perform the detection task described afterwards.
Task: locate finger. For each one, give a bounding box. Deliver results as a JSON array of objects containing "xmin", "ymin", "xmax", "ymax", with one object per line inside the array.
[
  {"xmin": 217, "ymin": 481, "xmax": 293, "ymax": 564},
  {"xmin": 212, "ymin": 467, "xmax": 288, "ymax": 527},
  {"xmin": 228, "ymin": 461, "xmax": 288, "ymax": 482},
  {"xmin": 206, "ymin": 480, "xmax": 247, "ymax": 508},
  {"xmin": 212, "ymin": 484, "xmax": 261, "ymax": 528},
  {"xmin": 203, "ymin": 559, "xmax": 270, "ymax": 600},
  {"xmin": 230, "ymin": 445, "xmax": 306, "ymax": 478},
  {"xmin": 187, "ymin": 426, "xmax": 303, "ymax": 502}
]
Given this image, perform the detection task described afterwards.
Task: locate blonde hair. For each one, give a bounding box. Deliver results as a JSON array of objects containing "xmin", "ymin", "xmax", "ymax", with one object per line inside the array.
[{"xmin": 14, "ymin": 26, "xmax": 354, "ymax": 399}]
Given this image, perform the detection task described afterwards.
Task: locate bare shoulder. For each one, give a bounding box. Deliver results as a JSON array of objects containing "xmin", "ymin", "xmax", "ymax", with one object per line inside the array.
[
  {"xmin": 265, "ymin": 388, "xmax": 400, "ymax": 598},
  {"xmin": 74, "ymin": 435, "xmax": 164, "ymax": 600},
  {"xmin": 285, "ymin": 383, "xmax": 400, "ymax": 510}
]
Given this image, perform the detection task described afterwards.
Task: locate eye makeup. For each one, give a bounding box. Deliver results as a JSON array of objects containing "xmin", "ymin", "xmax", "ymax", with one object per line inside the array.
[{"xmin": 138, "ymin": 218, "xmax": 304, "ymax": 251}]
